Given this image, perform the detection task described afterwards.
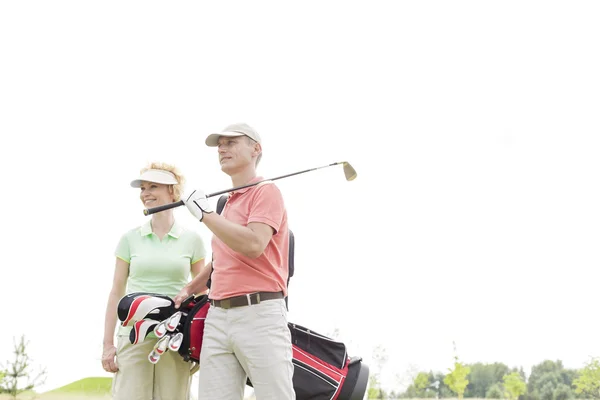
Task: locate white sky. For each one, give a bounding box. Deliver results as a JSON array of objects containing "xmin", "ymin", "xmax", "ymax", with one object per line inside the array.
[{"xmin": 1, "ymin": 0, "xmax": 599, "ymax": 395}]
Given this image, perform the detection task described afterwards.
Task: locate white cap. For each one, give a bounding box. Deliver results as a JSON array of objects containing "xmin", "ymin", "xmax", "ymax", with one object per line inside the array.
[
  {"xmin": 205, "ymin": 123, "xmax": 262, "ymax": 147},
  {"xmin": 130, "ymin": 169, "xmax": 178, "ymax": 188}
]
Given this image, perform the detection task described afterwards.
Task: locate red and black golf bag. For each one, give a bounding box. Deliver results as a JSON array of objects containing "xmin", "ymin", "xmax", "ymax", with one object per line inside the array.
[{"xmin": 173, "ymin": 295, "xmax": 369, "ymax": 400}]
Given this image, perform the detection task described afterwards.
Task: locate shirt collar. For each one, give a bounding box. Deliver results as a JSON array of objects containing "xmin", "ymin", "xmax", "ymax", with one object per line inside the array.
[
  {"xmin": 140, "ymin": 219, "xmax": 183, "ymax": 238},
  {"xmin": 140, "ymin": 220, "xmax": 153, "ymax": 236},
  {"xmin": 230, "ymin": 176, "xmax": 265, "ymax": 195},
  {"xmin": 168, "ymin": 220, "xmax": 183, "ymax": 238}
]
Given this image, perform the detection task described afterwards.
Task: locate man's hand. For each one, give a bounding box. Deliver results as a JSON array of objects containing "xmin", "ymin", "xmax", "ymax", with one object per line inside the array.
[
  {"xmin": 173, "ymin": 288, "xmax": 192, "ymax": 309},
  {"xmin": 184, "ymin": 190, "xmax": 213, "ymax": 221}
]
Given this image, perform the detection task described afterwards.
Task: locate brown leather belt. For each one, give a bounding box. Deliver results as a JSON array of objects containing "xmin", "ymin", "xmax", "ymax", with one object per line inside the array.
[{"xmin": 209, "ymin": 291, "xmax": 284, "ymax": 309}]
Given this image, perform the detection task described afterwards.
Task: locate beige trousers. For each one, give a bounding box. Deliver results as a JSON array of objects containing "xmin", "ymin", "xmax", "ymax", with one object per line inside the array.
[
  {"xmin": 112, "ymin": 334, "xmax": 193, "ymax": 400},
  {"xmin": 197, "ymin": 298, "xmax": 295, "ymax": 400}
]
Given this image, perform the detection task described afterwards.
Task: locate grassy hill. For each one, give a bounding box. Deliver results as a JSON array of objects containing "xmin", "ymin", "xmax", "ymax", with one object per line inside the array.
[
  {"xmin": 46, "ymin": 377, "xmax": 112, "ymax": 395},
  {"xmin": 0, "ymin": 377, "xmax": 112, "ymax": 400}
]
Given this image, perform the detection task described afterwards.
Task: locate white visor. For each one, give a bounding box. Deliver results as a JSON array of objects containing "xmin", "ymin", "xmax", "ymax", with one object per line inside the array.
[{"xmin": 130, "ymin": 169, "xmax": 178, "ymax": 188}]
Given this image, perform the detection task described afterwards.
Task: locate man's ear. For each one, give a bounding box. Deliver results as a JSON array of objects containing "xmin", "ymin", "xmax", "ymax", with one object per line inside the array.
[{"xmin": 254, "ymin": 142, "xmax": 262, "ymax": 157}]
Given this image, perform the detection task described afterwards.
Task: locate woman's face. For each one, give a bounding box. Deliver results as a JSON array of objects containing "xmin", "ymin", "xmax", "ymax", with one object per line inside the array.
[{"xmin": 139, "ymin": 181, "xmax": 173, "ymax": 208}]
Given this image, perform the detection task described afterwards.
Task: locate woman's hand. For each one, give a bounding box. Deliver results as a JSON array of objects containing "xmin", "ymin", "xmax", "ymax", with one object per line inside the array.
[{"xmin": 102, "ymin": 344, "xmax": 118, "ymax": 373}]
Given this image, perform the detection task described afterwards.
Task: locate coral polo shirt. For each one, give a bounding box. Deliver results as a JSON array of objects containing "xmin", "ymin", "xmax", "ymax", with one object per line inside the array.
[{"xmin": 209, "ymin": 176, "xmax": 290, "ymax": 300}]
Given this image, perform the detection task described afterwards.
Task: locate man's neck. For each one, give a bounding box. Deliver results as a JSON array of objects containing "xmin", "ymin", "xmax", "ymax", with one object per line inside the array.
[{"xmin": 230, "ymin": 167, "xmax": 257, "ymax": 188}]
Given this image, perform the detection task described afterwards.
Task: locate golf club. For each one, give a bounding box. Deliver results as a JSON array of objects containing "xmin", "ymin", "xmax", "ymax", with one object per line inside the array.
[
  {"xmin": 148, "ymin": 350, "xmax": 160, "ymax": 364},
  {"xmin": 166, "ymin": 312, "xmax": 182, "ymax": 332},
  {"xmin": 168, "ymin": 332, "xmax": 184, "ymax": 352},
  {"xmin": 154, "ymin": 335, "xmax": 170, "ymax": 356},
  {"xmin": 154, "ymin": 320, "xmax": 168, "ymax": 338},
  {"xmin": 143, "ymin": 161, "xmax": 357, "ymax": 216}
]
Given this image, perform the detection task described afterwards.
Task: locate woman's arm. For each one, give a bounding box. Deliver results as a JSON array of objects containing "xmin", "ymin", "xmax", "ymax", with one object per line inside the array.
[{"xmin": 101, "ymin": 258, "xmax": 129, "ymax": 372}]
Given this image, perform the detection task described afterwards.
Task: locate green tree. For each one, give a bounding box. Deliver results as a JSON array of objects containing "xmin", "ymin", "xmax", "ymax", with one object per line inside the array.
[
  {"xmin": 554, "ymin": 384, "xmax": 573, "ymax": 400},
  {"xmin": 487, "ymin": 383, "xmax": 504, "ymax": 399},
  {"xmin": 445, "ymin": 362, "xmax": 471, "ymax": 400},
  {"xmin": 573, "ymin": 357, "xmax": 600, "ymax": 399},
  {"xmin": 539, "ymin": 373, "xmax": 561, "ymax": 400},
  {"xmin": 414, "ymin": 372, "xmax": 430, "ymax": 395},
  {"xmin": 0, "ymin": 335, "xmax": 47, "ymax": 399},
  {"xmin": 433, "ymin": 371, "xmax": 455, "ymax": 398},
  {"xmin": 417, "ymin": 372, "xmax": 438, "ymax": 398},
  {"xmin": 367, "ymin": 345, "xmax": 388, "ymax": 399},
  {"xmin": 527, "ymin": 360, "xmax": 577, "ymax": 400},
  {"xmin": 504, "ymin": 372, "xmax": 527, "ymax": 400},
  {"xmin": 445, "ymin": 346, "xmax": 471, "ymax": 400},
  {"xmin": 467, "ymin": 363, "xmax": 511, "ymax": 398}
]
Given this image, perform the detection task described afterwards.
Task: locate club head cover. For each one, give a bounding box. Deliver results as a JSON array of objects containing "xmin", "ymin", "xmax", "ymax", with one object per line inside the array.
[
  {"xmin": 129, "ymin": 319, "xmax": 159, "ymax": 345},
  {"xmin": 117, "ymin": 292, "xmax": 175, "ymax": 327}
]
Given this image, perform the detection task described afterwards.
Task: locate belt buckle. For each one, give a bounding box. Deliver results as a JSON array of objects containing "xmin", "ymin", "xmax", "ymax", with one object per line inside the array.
[{"xmin": 246, "ymin": 292, "xmax": 261, "ymax": 306}]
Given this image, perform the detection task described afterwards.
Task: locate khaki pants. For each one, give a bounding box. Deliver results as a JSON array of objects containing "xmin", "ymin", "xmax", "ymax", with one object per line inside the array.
[
  {"xmin": 112, "ymin": 335, "xmax": 193, "ymax": 400},
  {"xmin": 197, "ymin": 298, "xmax": 295, "ymax": 400}
]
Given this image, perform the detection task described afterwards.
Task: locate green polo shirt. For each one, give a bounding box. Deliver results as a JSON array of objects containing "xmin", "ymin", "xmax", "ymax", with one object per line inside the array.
[{"xmin": 114, "ymin": 219, "xmax": 206, "ymax": 337}]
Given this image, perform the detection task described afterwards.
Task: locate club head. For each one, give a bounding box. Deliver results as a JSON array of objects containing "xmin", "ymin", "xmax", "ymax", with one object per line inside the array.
[
  {"xmin": 168, "ymin": 332, "xmax": 184, "ymax": 352},
  {"xmin": 342, "ymin": 162, "xmax": 357, "ymax": 181},
  {"xmin": 148, "ymin": 350, "xmax": 160, "ymax": 364},
  {"xmin": 167, "ymin": 312, "xmax": 182, "ymax": 332},
  {"xmin": 154, "ymin": 320, "xmax": 168, "ymax": 338},
  {"xmin": 154, "ymin": 335, "xmax": 170, "ymax": 355}
]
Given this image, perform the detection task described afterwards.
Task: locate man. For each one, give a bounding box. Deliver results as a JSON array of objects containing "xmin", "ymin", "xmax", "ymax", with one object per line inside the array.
[{"xmin": 174, "ymin": 123, "xmax": 295, "ymax": 400}]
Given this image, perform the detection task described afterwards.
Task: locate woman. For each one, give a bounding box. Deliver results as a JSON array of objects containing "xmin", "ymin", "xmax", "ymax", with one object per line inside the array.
[{"xmin": 102, "ymin": 162, "xmax": 207, "ymax": 400}]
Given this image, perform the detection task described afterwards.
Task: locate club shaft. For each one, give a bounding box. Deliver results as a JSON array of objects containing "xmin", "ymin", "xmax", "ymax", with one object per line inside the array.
[{"xmin": 143, "ymin": 162, "xmax": 343, "ymax": 216}]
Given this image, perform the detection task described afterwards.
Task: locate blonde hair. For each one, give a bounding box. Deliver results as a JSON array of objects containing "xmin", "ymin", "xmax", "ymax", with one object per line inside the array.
[{"xmin": 140, "ymin": 161, "xmax": 185, "ymax": 202}]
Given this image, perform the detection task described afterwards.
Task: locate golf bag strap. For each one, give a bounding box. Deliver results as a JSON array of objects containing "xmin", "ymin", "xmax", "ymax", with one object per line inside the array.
[
  {"xmin": 206, "ymin": 194, "xmax": 230, "ymax": 290},
  {"xmin": 286, "ymin": 230, "xmax": 295, "ymax": 311},
  {"xmin": 216, "ymin": 194, "xmax": 229, "ymax": 215}
]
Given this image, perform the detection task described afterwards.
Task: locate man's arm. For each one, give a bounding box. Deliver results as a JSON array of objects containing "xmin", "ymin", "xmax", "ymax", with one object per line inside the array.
[
  {"xmin": 185, "ymin": 185, "xmax": 282, "ymax": 258},
  {"xmin": 202, "ymin": 213, "xmax": 273, "ymax": 259},
  {"xmin": 173, "ymin": 261, "xmax": 212, "ymax": 308}
]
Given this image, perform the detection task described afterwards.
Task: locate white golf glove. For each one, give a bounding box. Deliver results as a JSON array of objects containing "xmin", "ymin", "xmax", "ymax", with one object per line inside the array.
[{"xmin": 184, "ymin": 190, "xmax": 213, "ymax": 221}]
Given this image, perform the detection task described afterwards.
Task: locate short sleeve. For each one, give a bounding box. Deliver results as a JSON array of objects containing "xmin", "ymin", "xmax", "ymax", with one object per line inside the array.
[
  {"xmin": 191, "ymin": 233, "xmax": 207, "ymax": 264},
  {"xmin": 115, "ymin": 233, "xmax": 131, "ymax": 263},
  {"xmin": 247, "ymin": 183, "xmax": 285, "ymax": 234}
]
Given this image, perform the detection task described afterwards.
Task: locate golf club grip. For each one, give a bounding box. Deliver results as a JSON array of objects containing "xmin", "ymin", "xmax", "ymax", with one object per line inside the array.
[{"xmin": 144, "ymin": 200, "xmax": 184, "ymax": 216}]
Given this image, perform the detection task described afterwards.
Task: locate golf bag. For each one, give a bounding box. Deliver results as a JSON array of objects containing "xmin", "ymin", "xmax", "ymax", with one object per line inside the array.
[{"xmin": 117, "ymin": 291, "xmax": 369, "ymax": 400}]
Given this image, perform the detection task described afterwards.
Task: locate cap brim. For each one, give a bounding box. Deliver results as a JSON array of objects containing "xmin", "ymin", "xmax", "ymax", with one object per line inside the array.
[
  {"xmin": 130, "ymin": 171, "xmax": 179, "ymax": 188},
  {"xmin": 205, "ymin": 132, "xmax": 246, "ymax": 147}
]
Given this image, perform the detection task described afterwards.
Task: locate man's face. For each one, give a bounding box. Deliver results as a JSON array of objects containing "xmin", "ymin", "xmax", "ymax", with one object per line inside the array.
[{"xmin": 217, "ymin": 135, "xmax": 258, "ymax": 174}]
